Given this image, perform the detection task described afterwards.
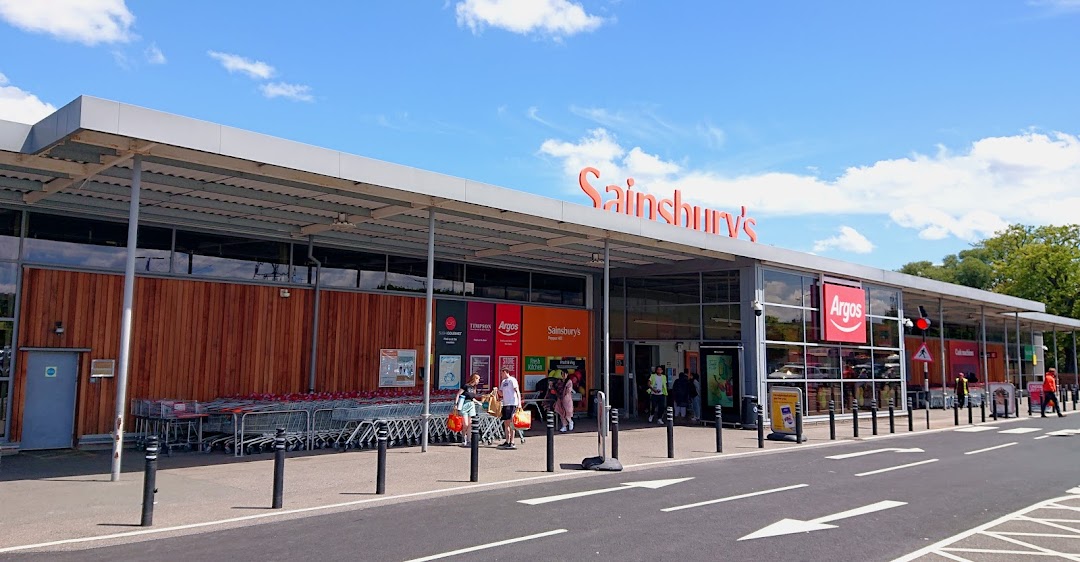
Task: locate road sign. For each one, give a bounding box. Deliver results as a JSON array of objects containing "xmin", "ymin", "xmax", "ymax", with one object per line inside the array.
[
  {"xmin": 912, "ymin": 343, "xmax": 933, "ymax": 363},
  {"xmin": 826, "ymin": 448, "xmax": 924, "ymax": 460},
  {"xmin": 517, "ymin": 477, "xmax": 693, "ymax": 505},
  {"xmin": 739, "ymin": 500, "xmax": 906, "ymax": 540}
]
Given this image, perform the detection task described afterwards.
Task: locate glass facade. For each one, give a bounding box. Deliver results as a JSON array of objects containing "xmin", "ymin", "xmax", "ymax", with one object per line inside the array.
[
  {"xmin": 762, "ymin": 268, "xmax": 904, "ymax": 416},
  {"xmin": 616, "ymin": 271, "xmax": 742, "ymax": 343},
  {"xmin": 0, "ymin": 210, "xmax": 16, "ymax": 438}
]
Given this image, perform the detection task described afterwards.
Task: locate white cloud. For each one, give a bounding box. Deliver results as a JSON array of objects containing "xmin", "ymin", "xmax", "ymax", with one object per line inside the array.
[
  {"xmin": 1029, "ymin": 0, "xmax": 1080, "ymax": 11},
  {"xmin": 539, "ymin": 128, "xmax": 1080, "ymax": 242},
  {"xmin": 455, "ymin": 0, "xmax": 605, "ymax": 37},
  {"xmin": 698, "ymin": 122, "xmax": 726, "ymax": 150},
  {"xmin": 260, "ymin": 82, "xmax": 314, "ymax": 102},
  {"xmin": 813, "ymin": 226, "xmax": 875, "ymax": 254},
  {"xmin": 208, "ymin": 51, "xmax": 275, "ymax": 80},
  {"xmin": 0, "ymin": 0, "xmax": 134, "ymax": 45},
  {"xmin": 0, "ymin": 73, "xmax": 55, "ymax": 124},
  {"xmin": 145, "ymin": 43, "xmax": 165, "ymax": 64}
]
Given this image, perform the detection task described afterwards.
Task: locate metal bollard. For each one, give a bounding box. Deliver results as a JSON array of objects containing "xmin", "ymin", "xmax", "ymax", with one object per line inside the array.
[
  {"xmin": 756, "ymin": 403, "xmax": 765, "ymax": 449},
  {"xmin": 992, "ymin": 394, "xmax": 998, "ymax": 420},
  {"xmin": 953, "ymin": 400, "xmax": 959, "ymax": 426},
  {"xmin": 376, "ymin": 420, "xmax": 387, "ymax": 495},
  {"xmin": 889, "ymin": 398, "xmax": 895, "ymax": 434},
  {"xmin": 968, "ymin": 398, "xmax": 973, "ymax": 424},
  {"xmin": 1015, "ymin": 395, "xmax": 1021, "ymax": 419},
  {"xmin": 925, "ymin": 395, "xmax": 930, "ymax": 429},
  {"xmin": 272, "ymin": 428, "xmax": 285, "ymax": 509},
  {"xmin": 852, "ymin": 401, "xmax": 860, "ymax": 438},
  {"xmin": 715, "ymin": 405, "xmax": 723, "ymax": 453},
  {"xmin": 980, "ymin": 398, "xmax": 986, "ymax": 423},
  {"xmin": 907, "ymin": 397, "xmax": 914, "ymax": 432},
  {"xmin": 828, "ymin": 400, "xmax": 836, "ymax": 441},
  {"xmin": 140, "ymin": 435, "xmax": 159, "ymax": 527},
  {"xmin": 871, "ymin": 400, "xmax": 879, "ymax": 436},
  {"xmin": 795, "ymin": 401, "xmax": 804, "ymax": 444},
  {"xmin": 611, "ymin": 408, "xmax": 620, "ymax": 460},
  {"xmin": 546, "ymin": 410, "xmax": 555, "ymax": 473},
  {"xmin": 1004, "ymin": 395, "xmax": 1011, "ymax": 419},
  {"xmin": 666, "ymin": 407, "xmax": 675, "ymax": 459},
  {"xmin": 1027, "ymin": 393, "xmax": 1033, "ymax": 416},
  {"xmin": 469, "ymin": 424, "xmax": 479, "ymax": 482}
]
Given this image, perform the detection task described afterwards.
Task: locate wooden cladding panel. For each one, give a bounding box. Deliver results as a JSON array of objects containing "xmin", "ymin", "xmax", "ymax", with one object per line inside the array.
[{"xmin": 13, "ymin": 268, "xmax": 424, "ymax": 440}]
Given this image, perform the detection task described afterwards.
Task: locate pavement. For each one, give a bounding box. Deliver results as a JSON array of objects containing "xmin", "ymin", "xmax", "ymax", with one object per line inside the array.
[{"xmin": 0, "ymin": 402, "xmax": 1068, "ymax": 556}]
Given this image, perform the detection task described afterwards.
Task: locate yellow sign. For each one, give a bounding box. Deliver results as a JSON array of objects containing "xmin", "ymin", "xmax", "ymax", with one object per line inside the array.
[{"xmin": 770, "ymin": 386, "xmax": 802, "ymax": 435}]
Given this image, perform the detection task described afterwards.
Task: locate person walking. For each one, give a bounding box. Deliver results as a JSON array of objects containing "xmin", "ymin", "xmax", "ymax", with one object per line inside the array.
[
  {"xmin": 498, "ymin": 369, "xmax": 522, "ymax": 449},
  {"xmin": 647, "ymin": 366, "xmax": 668, "ymax": 424},
  {"xmin": 555, "ymin": 372, "xmax": 577, "ymax": 432},
  {"xmin": 688, "ymin": 372, "xmax": 701, "ymax": 422},
  {"xmin": 954, "ymin": 372, "xmax": 968, "ymax": 409},
  {"xmin": 1042, "ymin": 367, "xmax": 1064, "ymax": 418},
  {"xmin": 454, "ymin": 373, "xmax": 481, "ymax": 447},
  {"xmin": 672, "ymin": 372, "xmax": 691, "ymax": 421}
]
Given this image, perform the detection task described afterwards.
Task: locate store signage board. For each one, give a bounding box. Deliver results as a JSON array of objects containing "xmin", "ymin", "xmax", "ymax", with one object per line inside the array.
[
  {"xmin": 821, "ymin": 283, "xmax": 867, "ymax": 344},
  {"xmin": 769, "ymin": 386, "xmax": 802, "ymax": 437},
  {"xmin": 91, "ymin": 359, "xmax": 116, "ymax": 378}
]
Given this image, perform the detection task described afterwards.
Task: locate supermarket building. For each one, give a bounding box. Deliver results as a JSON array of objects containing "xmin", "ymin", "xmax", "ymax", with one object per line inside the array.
[{"xmin": 0, "ymin": 96, "xmax": 1077, "ymax": 451}]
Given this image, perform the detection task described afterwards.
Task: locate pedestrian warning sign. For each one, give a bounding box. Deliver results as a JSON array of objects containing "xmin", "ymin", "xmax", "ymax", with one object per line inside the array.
[{"xmin": 912, "ymin": 343, "xmax": 933, "ymax": 363}]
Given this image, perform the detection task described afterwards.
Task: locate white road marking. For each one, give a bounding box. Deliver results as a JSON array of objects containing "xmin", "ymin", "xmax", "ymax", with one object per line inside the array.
[
  {"xmin": 982, "ymin": 530, "xmax": 1079, "ymax": 558},
  {"xmin": 964, "ymin": 442, "xmax": 1017, "ymax": 455},
  {"xmin": 855, "ymin": 458, "xmax": 939, "ymax": 477},
  {"xmin": 1035, "ymin": 435, "xmax": 1051, "ymax": 440},
  {"xmin": 738, "ymin": 500, "xmax": 905, "ymax": 541},
  {"xmin": 955, "ymin": 426, "xmax": 998, "ymax": 433},
  {"xmin": 996, "ymin": 532, "xmax": 1080, "ymax": 539},
  {"xmin": 999, "ymin": 427, "xmax": 1042, "ymax": 434},
  {"xmin": 826, "ymin": 447, "xmax": 923, "ymax": 460},
  {"xmin": 404, "ymin": 529, "xmax": 568, "ymax": 562},
  {"xmin": 661, "ymin": 484, "xmax": 808, "ymax": 513},
  {"xmin": 518, "ymin": 477, "xmax": 693, "ymax": 506}
]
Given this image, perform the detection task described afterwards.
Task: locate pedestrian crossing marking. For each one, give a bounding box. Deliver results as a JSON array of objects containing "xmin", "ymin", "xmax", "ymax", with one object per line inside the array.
[
  {"xmin": 999, "ymin": 427, "xmax": 1041, "ymax": 434},
  {"xmin": 955, "ymin": 426, "xmax": 998, "ymax": 432}
]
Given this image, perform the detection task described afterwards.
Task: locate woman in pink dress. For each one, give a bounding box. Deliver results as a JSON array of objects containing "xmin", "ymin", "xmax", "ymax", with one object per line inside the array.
[{"xmin": 556, "ymin": 373, "xmax": 577, "ymax": 432}]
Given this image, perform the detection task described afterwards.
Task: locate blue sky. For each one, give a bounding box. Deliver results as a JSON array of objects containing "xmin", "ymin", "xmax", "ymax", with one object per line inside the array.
[{"xmin": 1, "ymin": 0, "xmax": 1079, "ymax": 270}]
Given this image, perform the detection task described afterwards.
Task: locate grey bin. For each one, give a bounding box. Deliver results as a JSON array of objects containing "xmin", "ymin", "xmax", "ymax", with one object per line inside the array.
[{"xmin": 742, "ymin": 395, "xmax": 758, "ymax": 429}]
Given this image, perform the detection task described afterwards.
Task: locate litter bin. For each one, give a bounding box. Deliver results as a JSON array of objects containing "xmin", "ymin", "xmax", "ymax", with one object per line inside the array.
[
  {"xmin": 588, "ymin": 389, "xmax": 600, "ymax": 418},
  {"xmin": 741, "ymin": 395, "xmax": 758, "ymax": 429}
]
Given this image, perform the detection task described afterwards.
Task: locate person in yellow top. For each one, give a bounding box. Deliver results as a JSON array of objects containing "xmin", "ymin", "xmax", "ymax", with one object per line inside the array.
[
  {"xmin": 954, "ymin": 373, "xmax": 968, "ymax": 408},
  {"xmin": 647, "ymin": 365, "xmax": 668, "ymax": 425},
  {"xmin": 1042, "ymin": 367, "xmax": 1064, "ymax": 418}
]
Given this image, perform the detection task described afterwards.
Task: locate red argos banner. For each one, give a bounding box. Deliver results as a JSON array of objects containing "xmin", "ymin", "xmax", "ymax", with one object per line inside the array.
[
  {"xmin": 495, "ymin": 304, "xmax": 522, "ymax": 378},
  {"xmin": 822, "ymin": 284, "xmax": 867, "ymax": 344}
]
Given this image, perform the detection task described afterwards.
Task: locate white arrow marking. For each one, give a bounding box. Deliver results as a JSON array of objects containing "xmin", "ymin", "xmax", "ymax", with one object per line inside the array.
[
  {"xmin": 826, "ymin": 448, "xmax": 923, "ymax": 460},
  {"xmin": 739, "ymin": 500, "xmax": 906, "ymax": 541},
  {"xmin": 518, "ymin": 477, "xmax": 693, "ymax": 506}
]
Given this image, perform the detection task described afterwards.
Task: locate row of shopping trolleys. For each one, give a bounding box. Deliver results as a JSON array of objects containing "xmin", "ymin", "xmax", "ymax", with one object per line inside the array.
[{"xmin": 131, "ymin": 398, "xmax": 511, "ymax": 457}]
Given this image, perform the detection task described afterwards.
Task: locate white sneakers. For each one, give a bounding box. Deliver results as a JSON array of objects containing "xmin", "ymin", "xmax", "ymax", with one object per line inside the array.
[
  {"xmin": 560, "ymin": 426, "xmax": 567, "ymax": 432},
  {"xmin": 569, "ymin": 419, "xmax": 574, "ymax": 431}
]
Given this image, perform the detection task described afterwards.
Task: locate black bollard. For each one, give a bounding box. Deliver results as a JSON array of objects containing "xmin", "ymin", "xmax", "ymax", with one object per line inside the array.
[
  {"xmin": 925, "ymin": 395, "xmax": 930, "ymax": 429},
  {"xmin": 611, "ymin": 408, "xmax": 620, "ymax": 460},
  {"xmin": 666, "ymin": 407, "xmax": 675, "ymax": 459},
  {"xmin": 470, "ymin": 424, "xmax": 479, "ymax": 482},
  {"xmin": 828, "ymin": 400, "xmax": 836, "ymax": 441},
  {"xmin": 1027, "ymin": 392, "xmax": 1032, "ymax": 416},
  {"xmin": 871, "ymin": 400, "xmax": 879, "ymax": 436},
  {"xmin": 889, "ymin": 398, "xmax": 895, "ymax": 434},
  {"xmin": 953, "ymin": 400, "xmax": 959, "ymax": 426},
  {"xmin": 907, "ymin": 397, "xmax": 914, "ymax": 432},
  {"xmin": 140, "ymin": 435, "xmax": 159, "ymax": 527},
  {"xmin": 980, "ymin": 398, "xmax": 986, "ymax": 423},
  {"xmin": 968, "ymin": 398, "xmax": 973, "ymax": 424},
  {"xmin": 795, "ymin": 401, "xmax": 804, "ymax": 444},
  {"xmin": 852, "ymin": 401, "xmax": 860, "ymax": 438},
  {"xmin": 992, "ymin": 393, "xmax": 998, "ymax": 420},
  {"xmin": 1004, "ymin": 394, "xmax": 1011, "ymax": 419},
  {"xmin": 272, "ymin": 428, "xmax": 285, "ymax": 509},
  {"xmin": 715, "ymin": 405, "xmax": 723, "ymax": 453},
  {"xmin": 1015, "ymin": 394, "xmax": 1021, "ymax": 419},
  {"xmin": 376, "ymin": 420, "xmax": 387, "ymax": 495},
  {"xmin": 756, "ymin": 403, "xmax": 765, "ymax": 449},
  {"xmin": 546, "ymin": 410, "xmax": 555, "ymax": 473}
]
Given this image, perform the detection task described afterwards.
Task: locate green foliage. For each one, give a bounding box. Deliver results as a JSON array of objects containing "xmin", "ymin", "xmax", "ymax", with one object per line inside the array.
[{"xmin": 897, "ymin": 224, "xmax": 1080, "ymax": 320}]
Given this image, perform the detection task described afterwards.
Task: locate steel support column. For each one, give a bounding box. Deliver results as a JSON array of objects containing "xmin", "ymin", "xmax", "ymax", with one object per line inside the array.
[
  {"xmin": 111, "ymin": 155, "xmax": 142, "ymax": 482},
  {"xmin": 420, "ymin": 208, "xmax": 435, "ymax": 452}
]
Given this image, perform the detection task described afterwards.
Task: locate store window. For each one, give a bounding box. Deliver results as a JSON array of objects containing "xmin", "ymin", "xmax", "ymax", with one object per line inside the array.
[
  {"xmin": 531, "ymin": 272, "xmax": 586, "ymax": 306},
  {"xmin": 626, "ymin": 275, "xmax": 699, "ymax": 306},
  {"xmin": 0, "ymin": 320, "xmax": 11, "ymax": 439},
  {"xmin": 465, "ymin": 265, "xmax": 527, "ymax": 301},
  {"xmin": 175, "ymin": 231, "xmax": 289, "ymax": 281},
  {"xmin": 763, "ymin": 269, "xmax": 808, "ymax": 307},
  {"xmin": 0, "ymin": 263, "xmax": 15, "ymax": 318},
  {"xmin": 292, "ymin": 245, "xmax": 386, "ymax": 290},
  {"xmin": 703, "ymin": 304, "xmax": 741, "ymax": 341},
  {"xmin": 385, "ymin": 257, "xmax": 465, "ymax": 295},
  {"xmin": 868, "ymin": 286, "xmax": 900, "ymax": 318},
  {"xmin": 765, "ymin": 344, "xmax": 804, "ymax": 379},
  {"xmin": 764, "ymin": 306, "xmax": 804, "ymax": 343},
  {"xmin": 703, "ymin": 271, "xmax": 739, "ymax": 303},
  {"xmin": 25, "ymin": 213, "xmax": 172, "ymax": 272},
  {"xmin": 0, "ymin": 209, "xmax": 20, "ymax": 261}
]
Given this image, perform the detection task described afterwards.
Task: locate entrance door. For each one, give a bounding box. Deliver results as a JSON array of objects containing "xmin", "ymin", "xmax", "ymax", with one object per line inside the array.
[
  {"xmin": 22, "ymin": 351, "xmax": 79, "ymax": 450},
  {"xmin": 633, "ymin": 344, "xmax": 658, "ymax": 417}
]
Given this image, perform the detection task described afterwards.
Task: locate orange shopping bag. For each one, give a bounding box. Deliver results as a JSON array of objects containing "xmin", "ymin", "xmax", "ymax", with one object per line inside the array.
[
  {"xmin": 512, "ymin": 408, "xmax": 531, "ymax": 430},
  {"xmin": 448, "ymin": 412, "xmax": 464, "ymax": 432}
]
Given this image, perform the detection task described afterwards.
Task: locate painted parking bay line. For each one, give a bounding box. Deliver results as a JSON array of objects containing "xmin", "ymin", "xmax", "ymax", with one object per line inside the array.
[
  {"xmin": 999, "ymin": 427, "xmax": 1041, "ymax": 434},
  {"xmin": 404, "ymin": 529, "xmax": 567, "ymax": 562},
  {"xmin": 826, "ymin": 448, "xmax": 923, "ymax": 460},
  {"xmin": 955, "ymin": 426, "xmax": 998, "ymax": 433},
  {"xmin": 662, "ymin": 484, "xmax": 809, "ymax": 513},
  {"xmin": 855, "ymin": 459, "xmax": 939, "ymax": 477},
  {"xmin": 965, "ymin": 442, "xmax": 1017, "ymax": 455}
]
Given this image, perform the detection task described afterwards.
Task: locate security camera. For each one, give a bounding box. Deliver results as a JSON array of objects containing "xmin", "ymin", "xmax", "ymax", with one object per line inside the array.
[{"xmin": 752, "ymin": 300, "xmax": 764, "ymax": 317}]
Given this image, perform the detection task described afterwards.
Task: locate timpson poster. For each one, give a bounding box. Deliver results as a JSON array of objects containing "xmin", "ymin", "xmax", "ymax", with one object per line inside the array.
[{"xmin": 467, "ymin": 302, "xmax": 495, "ymax": 389}]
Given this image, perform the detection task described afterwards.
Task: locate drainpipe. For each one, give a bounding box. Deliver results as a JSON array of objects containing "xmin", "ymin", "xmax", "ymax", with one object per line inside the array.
[{"xmin": 307, "ymin": 236, "xmax": 322, "ymax": 393}]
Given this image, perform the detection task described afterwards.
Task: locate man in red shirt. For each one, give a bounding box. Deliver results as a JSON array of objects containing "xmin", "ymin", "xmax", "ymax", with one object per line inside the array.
[{"xmin": 1042, "ymin": 367, "xmax": 1064, "ymax": 418}]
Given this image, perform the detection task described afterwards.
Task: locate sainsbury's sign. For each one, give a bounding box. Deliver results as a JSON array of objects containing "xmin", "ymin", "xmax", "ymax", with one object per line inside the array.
[
  {"xmin": 822, "ymin": 283, "xmax": 866, "ymax": 344},
  {"xmin": 579, "ymin": 167, "xmax": 758, "ymax": 242}
]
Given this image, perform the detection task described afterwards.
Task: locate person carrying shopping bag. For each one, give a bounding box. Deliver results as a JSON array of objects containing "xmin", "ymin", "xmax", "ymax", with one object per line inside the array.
[
  {"xmin": 453, "ymin": 373, "xmax": 482, "ymax": 446},
  {"xmin": 498, "ymin": 369, "xmax": 523, "ymax": 449}
]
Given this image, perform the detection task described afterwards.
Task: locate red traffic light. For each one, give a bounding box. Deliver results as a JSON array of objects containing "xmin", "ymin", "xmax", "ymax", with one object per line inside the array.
[{"xmin": 915, "ymin": 317, "xmax": 931, "ymax": 331}]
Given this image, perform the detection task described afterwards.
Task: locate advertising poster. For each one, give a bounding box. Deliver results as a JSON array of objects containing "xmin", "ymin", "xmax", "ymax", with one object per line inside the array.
[
  {"xmin": 769, "ymin": 386, "xmax": 802, "ymax": 435},
  {"xmin": 706, "ymin": 354, "xmax": 734, "ymax": 408},
  {"xmin": 948, "ymin": 341, "xmax": 980, "ymax": 383},
  {"xmin": 989, "ymin": 382, "xmax": 1015, "ymax": 417},
  {"xmin": 1027, "ymin": 382, "xmax": 1044, "ymax": 413},
  {"xmin": 435, "ymin": 300, "xmax": 467, "ymax": 360},
  {"xmin": 379, "ymin": 349, "xmax": 417, "ymax": 387},
  {"xmin": 470, "ymin": 355, "xmax": 491, "ymax": 391},
  {"xmin": 524, "ymin": 356, "xmax": 546, "ymax": 373},
  {"xmin": 524, "ymin": 374, "xmax": 547, "ymax": 393},
  {"xmin": 467, "ymin": 302, "xmax": 495, "ymax": 389},
  {"xmin": 495, "ymin": 304, "xmax": 522, "ymax": 371},
  {"xmin": 498, "ymin": 355, "xmax": 519, "ymax": 379},
  {"xmin": 438, "ymin": 355, "xmax": 462, "ymax": 390}
]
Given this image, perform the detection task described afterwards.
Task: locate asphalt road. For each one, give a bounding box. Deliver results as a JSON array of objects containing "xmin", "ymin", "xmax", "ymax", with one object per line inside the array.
[{"xmin": 7, "ymin": 415, "xmax": 1080, "ymax": 562}]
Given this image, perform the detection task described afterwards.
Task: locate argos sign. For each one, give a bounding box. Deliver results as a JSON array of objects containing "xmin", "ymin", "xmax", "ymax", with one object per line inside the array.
[{"xmin": 822, "ymin": 284, "xmax": 866, "ymax": 344}]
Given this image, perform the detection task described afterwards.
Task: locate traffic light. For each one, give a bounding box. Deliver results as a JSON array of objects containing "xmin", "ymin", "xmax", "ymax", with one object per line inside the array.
[{"xmin": 915, "ymin": 306, "xmax": 932, "ymax": 334}]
